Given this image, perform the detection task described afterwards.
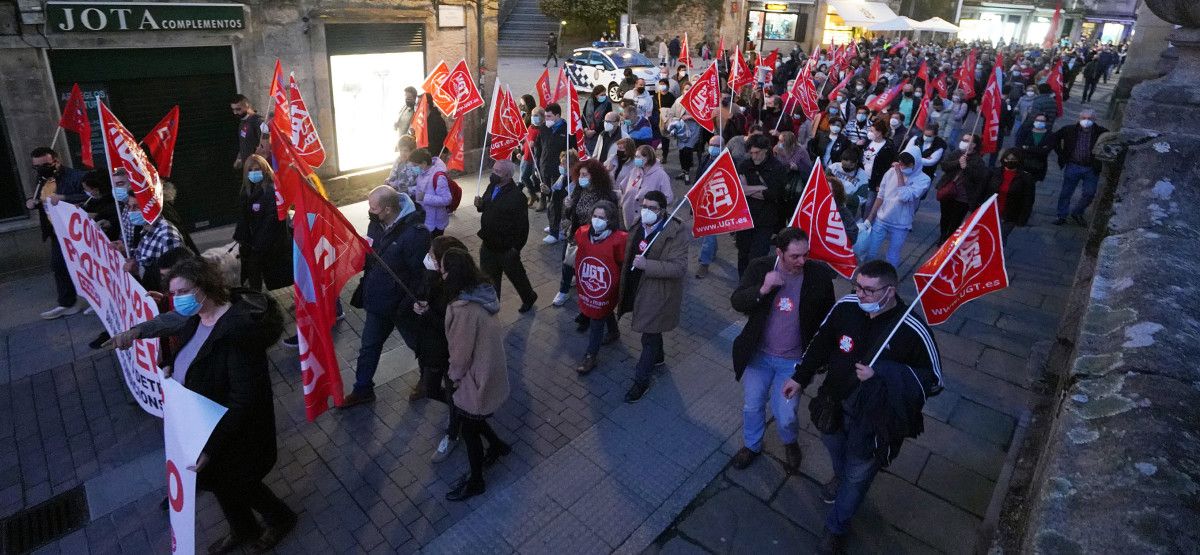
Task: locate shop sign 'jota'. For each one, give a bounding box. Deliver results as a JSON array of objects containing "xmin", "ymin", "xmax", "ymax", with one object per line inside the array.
[{"xmin": 46, "ymin": 1, "xmax": 246, "ymax": 33}]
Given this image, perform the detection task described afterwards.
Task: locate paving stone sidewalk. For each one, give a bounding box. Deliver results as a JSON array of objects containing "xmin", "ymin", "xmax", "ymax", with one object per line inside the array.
[{"xmin": 0, "ymin": 66, "xmax": 1106, "ymax": 555}]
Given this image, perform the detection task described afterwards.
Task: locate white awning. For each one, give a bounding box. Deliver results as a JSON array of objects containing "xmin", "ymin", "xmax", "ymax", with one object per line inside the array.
[
  {"xmin": 917, "ymin": 16, "xmax": 961, "ymax": 33},
  {"xmin": 866, "ymin": 16, "xmax": 921, "ymax": 31},
  {"xmin": 826, "ymin": 0, "xmax": 898, "ymax": 27}
]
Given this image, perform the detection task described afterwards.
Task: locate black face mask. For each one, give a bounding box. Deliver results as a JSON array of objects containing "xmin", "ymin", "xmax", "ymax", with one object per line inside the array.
[
  {"xmin": 636, "ymin": 87, "xmax": 646, "ymax": 94},
  {"xmin": 406, "ymin": 98, "xmax": 416, "ymax": 108},
  {"xmin": 617, "ymin": 151, "xmax": 629, "ymax": 162},
  {"xmin": 35, "ymin": 164, "xmax": 56, "ymax": 178},
  {"xmin": 1003, "ymin": 160, "xmax": 1019, "ymax": 169},
  {"xmin": 368, "ymin": 212, "xmax": 382, "ymax": 224}
]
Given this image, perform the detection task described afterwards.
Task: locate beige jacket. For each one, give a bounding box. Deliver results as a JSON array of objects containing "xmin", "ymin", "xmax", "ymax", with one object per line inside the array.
[{"xmin": 446, "ymin": 285, "xmax": 510, "ymax": 416}]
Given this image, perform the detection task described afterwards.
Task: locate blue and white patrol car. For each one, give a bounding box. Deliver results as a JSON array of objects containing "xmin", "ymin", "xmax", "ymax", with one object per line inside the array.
[{"xmin": 563, "ymin": 47, "xmax": 661, "ymax": 99}]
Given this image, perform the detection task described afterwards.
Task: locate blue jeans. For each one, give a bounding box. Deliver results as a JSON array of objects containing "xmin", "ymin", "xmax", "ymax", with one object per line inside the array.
[
  {"xmin": 859, "ymin": 220, "xmax": 910, "ymax": 268},
  {"xmin": 586, "ymin": 314, "xmax": 618, "ymax": 355},
  {"xmin": 821, "ymin": 430, "xmax": 881, "ymax": 535},
  {"xmin": 1058, "ymin": 163, "xmax": 1099, "ymax": 219},
  {"xmin": 741, "ymin": 352, "xmax": 801, "ymax": 452},
  {"xmin": 355, "ymin": 310, "xmax": 421, "ymax": 393},
  {"xmin": 698, "ymin": 236, "xmax": 718, "ymax": 265},
  {"xmin": 632, "ymin": 332, "xmax": 663, "ymax": 384}
]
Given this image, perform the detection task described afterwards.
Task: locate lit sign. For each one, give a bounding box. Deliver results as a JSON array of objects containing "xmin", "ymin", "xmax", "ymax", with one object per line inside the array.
[{"xmin": 765, "ymin": 3, "xmax": 789, "ymax": 11}]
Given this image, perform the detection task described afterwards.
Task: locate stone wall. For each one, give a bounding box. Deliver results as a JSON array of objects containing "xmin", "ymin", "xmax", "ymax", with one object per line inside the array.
[{"xmin": 632, "ymin": 0, "xmax": 725, "ymax": 55}]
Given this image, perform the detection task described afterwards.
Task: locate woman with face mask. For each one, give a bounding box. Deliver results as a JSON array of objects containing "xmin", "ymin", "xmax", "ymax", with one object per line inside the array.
[
  {"xmin": 553, "ymin": 159, "xmax": 620, "ymax": 308},
  {"xmin": 826, "ymin": 148, "xmax": 870, "ymax": 220},
  {"xmin": 933, "ymin": 134, "xmax": 989, "ymax": 242},
  {"xmin": 573, "ymin": 200, "xmax": 628, "ymax": 375},
  {"xmin": 233, "ymin": 155, "xmax": 293, "ymax": 292},
  {"xmin": 1015, "ymin": 115, "xmax": 1053, "ymax": 185},
  {"xmin": 619, "ymin": 145, "xmax": 675, "ymax": 229},
  {"xmin": 861, "ymin": 120, "xmax": 897, "ymax": 204},
  {"xmin": 985, "ymin": 148, "xmax": 1036, "ymax": 235}
]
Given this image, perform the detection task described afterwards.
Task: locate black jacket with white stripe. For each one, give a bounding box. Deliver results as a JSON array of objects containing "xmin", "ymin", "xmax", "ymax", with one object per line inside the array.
[{"xmin": 792, "ymin": 294, "xmax": 943, "ymax": 402}]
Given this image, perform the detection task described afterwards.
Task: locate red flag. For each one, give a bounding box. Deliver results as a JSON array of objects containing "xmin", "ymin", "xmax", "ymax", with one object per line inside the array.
[
  {"xmin": 913, "ymin": 195, "xmax": 1009, "ymax": 325},
  {"xmin": 535, "ymin": 68, "xmax": 553, "ymax": 108},
  {"xmin": 269, "ymin": 60, "xmax": 290, "ymax": 137},
  {"xmin": 868, "ymin": 56, "xmax": 881, "ymax": 85},
  {"xmin": 826, "ymin": 70, "xmax": 855, "ymax": 101},
  {"xmin": 141, "ymin": 106, "xmax": 179, "ymax": 178},
  {"xmin": 888, "ymin": 38, "xmax": 909, "ymax": 56},
  {"xmin": 956, "ymin": 49, "xmax": 978, "ymax": 100},
  {"xmin": 290, "ymin": 163, "xmax": 369, "ymax": 420},
  {"xmin": 1043, "ymin": 2, "xmax": 1062, "ymax": 49},
  {"xmin": 491, "ymin": 86, "xmax": 526, "ymax": 140},
  {"xmin": 730, "ymin": 47, "xmax": 754, "ymax": 92},
  {"xmin": 759, "ymin": 49, "xmax": 779, "ymax": 84},
  {"xmin": 565, "ymin": 85, "xmax": 589, "ymax": 161},
  {"xmin": 443, "ymin": 116, "xmax": 465, "ymax": 171},
  {"xmin": 916, "ymin": 61, "xmax": 929, "ymax": 86},
  {"xmin": 679, "ymin": 33, "xmax": 692, "ymax": 69},
  {"xmin": 677, "ymin": 62, "xmax": 720, "ymax": 133},
  {"xmin": 98, "ymin": 103, "xmax": 162, "ymax": 225},
  {"xmin": 1048, "ymin": 60, "xmax": 1065, "ymax": 117},
  {"xmin": 685, "ymin": 150, "xmax": 754, "ymax": 237},
  {"xmin": 58, "ymin": 84, "xmax": 93, "ymax": 168},
  {"xmin": 979, "ymin": 56, "xmax": 1003, "ymax": 154},
  {"xmin": 931, "ymin": 73, "xmax": 949, "ymax": 100},
  {"xmin": 789, "ymin": 164, "xmax": 857, "ymax": 278},
  {"xmin": 552, "ymin": 66, "xmax": 571, "ymax": 105},
  {"xmin": 790, "ymin": 65, "xmax": 822, "ymax": 121},
  {"xmin": 288, "ymin": 75, "xmax": 327, "ymax": 167},
  {"xmin": 716, "ymin": 37, "xmax": 725, "ymax": 60},
  {"xmin": 913, "ymin": 95, "xmax": 932, "ymax": 130},
  {"xmin": 866, "ymin": 79, "xmax": 908, "ymax": 112},
  {"xmin": 422, "ymin": 60, "xmax": 458, "ymax": 115},
  {"xmin": 438, "ymin": 59, "xmax": 484, "ymax": 117},
  {"xmin": 412, "ymin": 94, "xmax": 432, "ymax": 148},
  {"xmin": 269, "ymin": 119, "xmax": 327, "ymax": 219}
]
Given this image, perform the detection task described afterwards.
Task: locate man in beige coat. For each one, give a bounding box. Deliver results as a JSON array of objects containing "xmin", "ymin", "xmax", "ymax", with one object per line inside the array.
[{"xmin": 618, "ymin": 190, "xmax": 689, "ymax": 402}]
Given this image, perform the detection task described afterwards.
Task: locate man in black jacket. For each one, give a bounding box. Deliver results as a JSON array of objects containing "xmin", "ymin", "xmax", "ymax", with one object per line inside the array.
[
  {"xmin": 347, "ymin": 186, "xmax": 431, "ymax": 407},
  {"xmin": 782, "ymin": 261, "xmax": 942, "ymax": 554},
  {"xmin": 27, "ymin": 146, "xmax": 88, "ymax": 319},
  {"xmin": 1050, "ymin": 108, "xmax": 1108, "ymax": 225},
  {"xmin": 730, "ymin": 229, "xmax": 836, "ymax": 474},
  {"xmin": 475, "ymin": 160, "xmax": 537, "ymax": 312},
  {"xmin": 734, "ymin": 134, "xmax": 790, "ymax": 276}
]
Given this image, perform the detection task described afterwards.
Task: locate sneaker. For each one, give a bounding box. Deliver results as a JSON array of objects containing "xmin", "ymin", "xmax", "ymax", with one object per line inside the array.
[
  {"xmin": 731, "ymin": 447, "xmax": 759, "ymax": 470},
  {"xmin": 542, "ymin": 234, "xmax": 558, "ymax": 244},
  {"xmin": 543, "ymin": 226, "xmax": 551, "ymax": 233},
  {"xmin": 624, "ymin": 380, "xmax": 649, "ymax": 403},
  {"xmin": 552, "ymin": 292, "xmax": 569, "ymax": 306},
  {"xmin": 281, "ymin": 335, "xmax": 299, "ymax": 348},
  {"xmin": 575, "ymin": 354, "xmax": 597, "ymax": 375},
  {"xmin": 518, "ymin": 293, "xmax": 539, "ymax": 314},
  {"xmin": 1052, "ymin": 218, "xmax": 1067, "ymax": 226},
  {"xmin": 40, "ymin": 303, "xmax": 82, "ymax": 320},
  {"xmin": 431, "ymin": 434, "xmax": 457, "ymax": 463},
  {"xmin": 695, "ymin": 264, "xmax": 709, "ymax": 278},
  {"xmin": 784, "ymin": 442, "xmax": 802, "ymax": 475},
  {"xmin": 820, "ymin": 477, "xmax": 841, "ymax": 504}
]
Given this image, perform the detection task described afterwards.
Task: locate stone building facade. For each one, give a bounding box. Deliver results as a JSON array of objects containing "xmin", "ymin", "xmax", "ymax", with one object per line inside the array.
[{"xmin": 0, "ymin": 0, "xmax": 497, "ymax": 277}]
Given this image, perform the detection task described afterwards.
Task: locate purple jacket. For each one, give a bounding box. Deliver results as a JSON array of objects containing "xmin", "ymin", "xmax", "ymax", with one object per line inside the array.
[{"xmin": 414, "ymin": 157, "xmax": 453, "ymax": 231}]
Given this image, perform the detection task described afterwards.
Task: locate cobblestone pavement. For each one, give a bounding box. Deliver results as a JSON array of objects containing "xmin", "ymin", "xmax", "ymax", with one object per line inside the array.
[{"xmin": 0, "ymin": 62, "xmax": 1107, "ymax": 554}]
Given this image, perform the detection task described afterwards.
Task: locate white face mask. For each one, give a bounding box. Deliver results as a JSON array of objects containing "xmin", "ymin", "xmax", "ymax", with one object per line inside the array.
[
  {"xmin": 423, "ymin": 253, "xmax": 438, "ymax": 271},
  {"xmin": 641, "ymin": 208, "xmax": 659, "ymax": 225},
  {"xmin": 591, "ymin": 217, "xmax": 608, "ymax": 232},
  {"xmin": 830, "ymin": 125, "xmax": 842, "ymax": 134},
  {"xmin": 959, "ymin": 140, "xmax": 972, "ymax": 151},
  {"xmin": 890, "ymin": 119, "xmax": 901, "ymax": 128},
  {"xmin": 1080, "ymin": 119, "xmax": 1094, "ymax": 128},
  {"xmin": 604, "ymin": 121, "xmax": 616, "ymax": 132}
]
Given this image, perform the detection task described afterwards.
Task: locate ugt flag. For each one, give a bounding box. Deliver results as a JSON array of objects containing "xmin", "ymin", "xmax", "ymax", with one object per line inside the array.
[
  {"xmin": 98, "ymin": 103, "xmax": 163, "ymax": 225},
  {"xmin": 565, "ymin": 84, "xmax": 589, "ymax": 161},
  {"xmin": 289, "ymin": 74, "xmax": 327, "ymax": 167},
  {"xmin": 913, "ymin": 194, "xmax": 1009, "ymax": 325},
  {"xmin": 410, "ymin": 95, "xmax": 430, "ymax": 149},
  {"xmin": 535, "ymin": 68, "xmax": 553, "ymax": 108},
  {"xmin": 142, "ymin": 105, "xmax": 179, "ymax": 178},
  {"xmin": 59, "ymin": 83, "xmax": 94, "ymax": 168},
  {"xmin": 443, "ymin": 115, "xmax": 466, "ymax": 171},
  {"xmin": 678, "ymin": 33, "xmax": 692, "ymax": 68},
  {"xmin": 789, "ymin": 163, "xmax": 857, "ymax": 279},
  {"xmin": 269, "ymin": 60, "xmax": 290, "ymax": 136},
  {"xmin": 422, "ymin": 60, "xmax": 458, "ymax": 116},
  {"xmin": 729, "ymin": 47, "xmax": 755, "ymax": 92},
  {"xmin": 979, "ymin": 53, "xmax": 1004, "ymax": 154},
  {"xmin": 438, "ymin": 59, "xmax": 484, "ymax": 117},
  {"xmin": 678, "ymin": 62, "xmax": 719, "ymax": 132},
  {"xmin": 685, "ymin": 150, "xmax": 754, "ymax": 237},
  {"xmin": 552, "ymin": 66, "xmax": 571, "ymax": 106}
]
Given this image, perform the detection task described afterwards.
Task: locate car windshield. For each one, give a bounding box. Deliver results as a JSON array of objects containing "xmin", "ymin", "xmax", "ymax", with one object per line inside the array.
[{"xmin": 602, "ymin": 48, "xmax": 654, "ymax": 68}]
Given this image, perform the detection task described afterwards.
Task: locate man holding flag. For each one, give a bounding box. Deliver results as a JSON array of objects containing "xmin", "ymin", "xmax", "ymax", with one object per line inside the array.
[{"xmin": 27, "ymin": 146, "xmax": 88, "ymax": 319}]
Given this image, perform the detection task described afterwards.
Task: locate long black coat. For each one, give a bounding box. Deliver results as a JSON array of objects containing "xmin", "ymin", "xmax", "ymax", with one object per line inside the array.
[
  {"xmin": 985, "ymin": 168, "xmax": 1037, "ymax": 226},
  {"xmin": 476, "ymin": 178, "xmax": 530, "ymax": 252},
  {"xmin": 233, "ymin": 181, "xmax": 293, "ymax": 290},
  {"xmin": 168, "ymin": 290, "xmax": 284, "ymax": 488},
  {"xmin": 730, "ymin": 257, "xmax": 836, "ymax": 380}
]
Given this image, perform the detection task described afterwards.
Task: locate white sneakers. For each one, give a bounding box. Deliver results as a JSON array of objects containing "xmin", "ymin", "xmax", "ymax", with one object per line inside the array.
[
  {"xmin": 40, "ymin": 302, "xmax": 84, "ymax": 320},
  {"xmin": 431, "ymin": 434, "xmax": 457, "ymax": 463},
  {"xmin": 552, "ymin": 292, "xmax": 569, "ymax": 306},
  {"xmin": 542, "ymin": 234, "xmax": 558, "ymax": 244}
]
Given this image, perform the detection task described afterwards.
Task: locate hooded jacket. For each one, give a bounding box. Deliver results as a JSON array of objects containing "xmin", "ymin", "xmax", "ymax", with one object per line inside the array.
[{"xmin": 447, "ymin": 284, "xmax": 510, "ymax": 416}]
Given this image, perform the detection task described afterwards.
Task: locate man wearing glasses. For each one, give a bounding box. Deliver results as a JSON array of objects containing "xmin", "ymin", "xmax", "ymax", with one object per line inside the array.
[{"xmin": 782, "ymin": 260, "xmax": 943, "ymax": 554}]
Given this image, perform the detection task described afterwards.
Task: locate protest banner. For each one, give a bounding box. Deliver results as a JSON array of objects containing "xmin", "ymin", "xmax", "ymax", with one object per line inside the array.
[{"xmin": 163, "ymin": 379, "xmax": 226, "ymax": 555}]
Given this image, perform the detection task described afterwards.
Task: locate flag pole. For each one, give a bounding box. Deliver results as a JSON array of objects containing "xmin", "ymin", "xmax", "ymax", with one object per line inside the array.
[
  {"xmin": 639, "ymin": 197, "xmax": 689, "ymax": 254},
  {"xmin": 96, "ymin": 108, "xmax": 132, "ymax": 255},
  {"xmin": 864, "ymin": 194, "xmax": 996, "ymax": 367},
  {"xmin": 476, "ymin": 79, "xmax": 501, "ymax": 196},
  {"xmin": 49, "ymin": 127, "xmax": 64, "ymax": 154}
]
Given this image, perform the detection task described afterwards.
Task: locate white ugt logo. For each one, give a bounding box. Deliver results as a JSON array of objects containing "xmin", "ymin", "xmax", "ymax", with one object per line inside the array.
[{"xmin": 702, "ymin": 174, "xmax": 734, "ymax": 218}]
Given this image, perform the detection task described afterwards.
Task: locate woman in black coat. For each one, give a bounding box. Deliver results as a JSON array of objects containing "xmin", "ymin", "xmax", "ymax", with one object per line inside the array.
[
  {"xmin": 987, "ymin": 149, "xmax": 1037, "ymax": 234},
  {"xmin": 413, "ymin": 235, "xmax": 469, "ymax": 463},
  {"xmin": 233, "ymin": 155, "xmax": 293, "ymax": 291},
  {"xmin": 150, "ymin": 257, "xmax": 294, "ymax": 553}
]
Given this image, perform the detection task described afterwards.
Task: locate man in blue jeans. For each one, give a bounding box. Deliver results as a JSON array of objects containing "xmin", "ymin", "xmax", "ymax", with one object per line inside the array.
[
  {"xmin": 782, "ymin": 261, "xmax": 943, "ymax": 554},
  {"xmin": 692, "ymin": 135, "xmax": 724, "ymax": 278},
  {"xmin": 1050, "ymin": 108, "xmax": 1108, "ymax": 225},
  {"xmin": 729, "ymin": 228, "xmax": 835, "ymax": 474}
]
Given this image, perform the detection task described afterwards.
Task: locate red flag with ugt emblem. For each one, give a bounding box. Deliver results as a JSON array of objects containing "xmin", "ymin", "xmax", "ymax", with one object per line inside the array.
[
  {"xmin": 788, "ymin": 164, "xmax": 857, "ymax": 278},
  {"xmin": 552, "ymin": 66, "xmax": 570, "ymax": 105},
  {"xmin": 535, "ymin": 68, "xmax": 553, "ymax": 108},
  {"xmin": 566, "ymin": 85, "xmax": 589, "ymax": 161},
  {"xmin": 913, "ymin": 96, "xmax": 932, "ymax": 130},
  {"xmin": 438, "ymin": 59, "xmax": 484, "ymax": 117},
  {"xmin": 679, "ymin": 33, "xmax": 692, "ymax": 68},
  {"xmin": 58, "ymin": 83, "xmax": 93, "ymax": 168},
  {"xmin": 931, "ymin": 72, "xmax": 949, "ymax": 100},
  {"xmin": 868, "ymin": 56, "xmax": 881, "ymax": 85},
  {"xmin": 913, "ymin": 195, "xmax": 1009, "ymax": 325},
  {"xmin": 443, "ymin": 115, "xmax": 465, "ymax": 171},
  {"xmin": 826, "ymin": 70, "xmax": 855, "ymax": 101},
  {"xmin": 1048, "ymin": 60, "xmax": 1065, "ymax": 117},
  {"xmin": 288, "ymin": 74, "xmax": 326, "ymax": 167},
  {"xmin": 916, "ymin": 60, "xmax": 929, "ymax": 86},
  {"xmin": 685, "ymin": 150, "xmax": 754, "ymax": 237},
  {"xmin": 269, "ymin": 60, "xmax": 290, "ymax": 137},
  {"xmin": 422, "ymin": 60, "xmax": 458, "ymax": 115},
  {"xmin": 759, "ymin": 49, "xmax": 779, "ymax": 84},
  {"xmin": 790, "ymin": 65, "xmax": 822, "ymax": 121},
  {"xmin": 489, "ymin": 86, "xmax": 526, "ymax": 160},
  {"xmin": 865, "ymin": 79, "xmax": 908, "ymax": 112},
  {"xmin": 956, "ymin": 49, "xmax": 978, "ymax": 100},
  {"xmin": 979, "ymin": 55, "xmax": 1003, "ymax": 154},
  {"xmin": 716, "ymin": 37, "xmax": 725, "ymax": 60},
  {"xmin": 290, "ymin": 164, "xmax": 369, "ymax": 420},
  {"xmin": 141, "ymin": 105, "xmax": 179, "ymax": 178},
  {"xmin": 730, "ymin": 47, "xmax": 754, "ymax": 92},
  {"xmin": 98, "ymin": 103, "xmax": 163, "ymax": 225},
  {"xmin": 678, "ymin": 62, "xmax": 719, "ymax": 132},
  {"xmin": 410, "ymin": 95, "xmax": 429, "ymax": 149}
]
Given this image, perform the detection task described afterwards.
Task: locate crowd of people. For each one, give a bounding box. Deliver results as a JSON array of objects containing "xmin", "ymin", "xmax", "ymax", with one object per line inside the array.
[{"xmin": 22, "ymin": 31, "xmax": 1119, "ymax": 555}]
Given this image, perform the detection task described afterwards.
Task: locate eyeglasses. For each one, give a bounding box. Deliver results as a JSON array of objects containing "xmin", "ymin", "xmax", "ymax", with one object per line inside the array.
[{"xmin": 852, "ymin": 283, "xmax": 889, "ymax": 296}]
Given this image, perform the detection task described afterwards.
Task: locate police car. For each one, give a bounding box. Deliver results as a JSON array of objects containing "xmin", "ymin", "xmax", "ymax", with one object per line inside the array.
[{"xmin": 563, "ymin": 47, "xmax": 661, "ymax": 99}]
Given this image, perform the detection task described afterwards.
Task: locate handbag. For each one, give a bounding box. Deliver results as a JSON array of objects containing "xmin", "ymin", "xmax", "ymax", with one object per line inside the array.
[
  {"xmin": 936, "ymin": 172, "xmax": 963, "ymax": 202},
  {"xmin": 563, "ymin": 243, "xmax": 578, "ymax": 266},
  {"xmin": 809, "ymin": 393, "xmax": 844, "ymax": 434}
]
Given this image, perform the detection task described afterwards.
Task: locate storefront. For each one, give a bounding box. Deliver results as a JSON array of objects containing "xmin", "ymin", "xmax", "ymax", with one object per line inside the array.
[
  {"xmin": 821, "ymin": 0, "xmax": 899, "ymax": 45},
  {"xmin": 957, "ymin": 2, "xmax": 1082, "ymax": 46},
  {"xmin": 0, "ymin": 0, "xmax": 495, "ymax": 274},
  {"xmin": 1080, "ymin": 15, "xmax": 1134, "ymax": 45},
  {"xmin": 744, "ymin": 1, "xmax": 820, "ymax": 55}
]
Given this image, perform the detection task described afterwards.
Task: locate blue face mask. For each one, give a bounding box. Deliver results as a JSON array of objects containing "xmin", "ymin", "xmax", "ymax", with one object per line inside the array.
[
  {"xmin": 247, "ymin": 170, "xmax": 264, "ymax": 184},
  {"xmin": 858, "ymin": 300, "xmax": 883, "ymax": 313},
  {"xmin": 578, "ymin": 176, "xmax": 591, "ymax": 188},
  {"xmin": 558, "ymin": 164, "xmax": 566, "ymax": 175},
  {"xmin": 112, "ymin": 186, "xmax": 129, "ymax": 202},
  {"xmin": 407, "ymin": 165, "xmax": 422, "ymax": 177},
  {"xmin": 128, "ymin": 211, "xmax": 147, "ymax": 226},
  {"xmin": 633, "ymin": 157, "xmax": 646, "ymax": 168},
  {"xmin": 597, "ymin": 95, "xmax": 608, "ymax": 103},
  {"xmin": 531, "ymin": 116, "xmax": 543, "ymax": 126},
  {"xmin": 174, "ymin": 292, "xmax": 202, "ymax": 317},
  {"xmin": 708, "ymin": 146, "xmax": 720, "ymax": 156}
]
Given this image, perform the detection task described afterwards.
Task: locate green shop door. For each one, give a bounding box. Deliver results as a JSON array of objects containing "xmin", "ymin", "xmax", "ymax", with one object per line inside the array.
[{"xmin": 49, "ymin": 46, "xmax": 240, "ymax": 231}]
